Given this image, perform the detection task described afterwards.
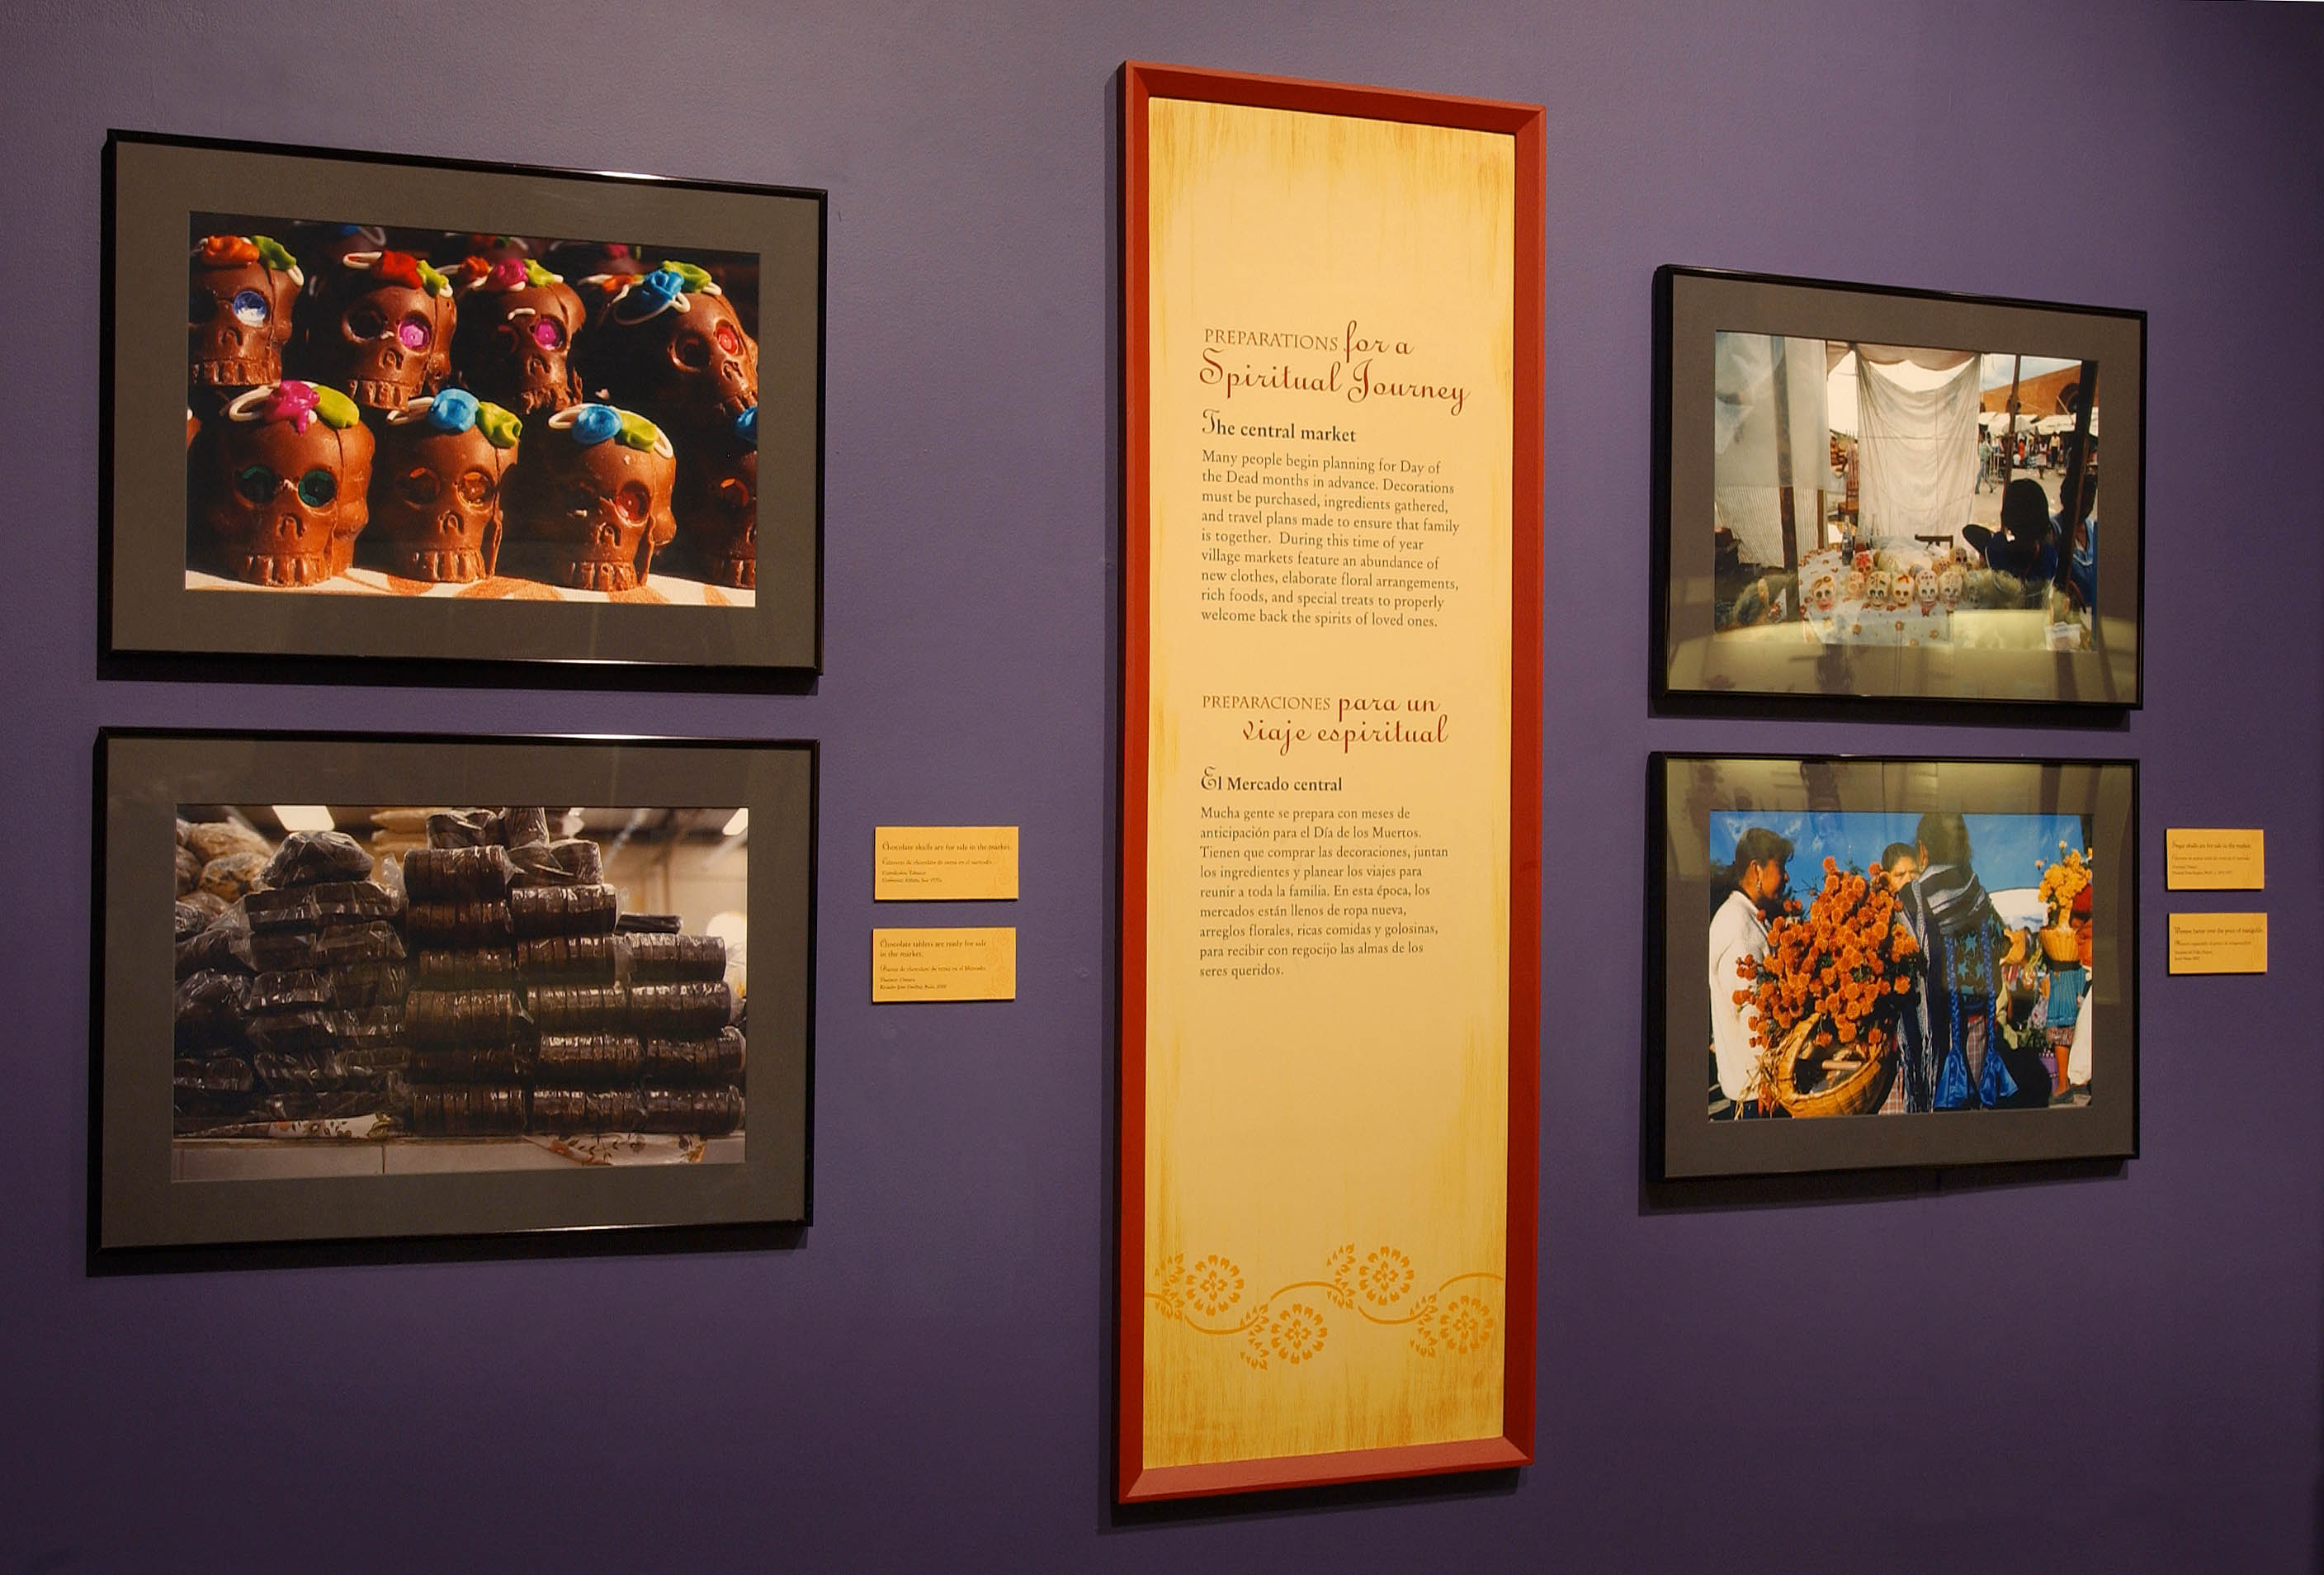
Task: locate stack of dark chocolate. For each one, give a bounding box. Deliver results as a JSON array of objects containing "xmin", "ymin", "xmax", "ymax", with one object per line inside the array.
[
  {"xmin": 172, "ymin": 829, "xmax": 410, "ymax": 1132},
  {"xmin": 402, "ymin": 808, "xmax": 745, "ymax": 1139}
]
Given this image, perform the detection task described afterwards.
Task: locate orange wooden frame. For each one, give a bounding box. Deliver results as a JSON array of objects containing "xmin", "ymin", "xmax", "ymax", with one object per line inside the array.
[{"xmin": 1117, "ymin": 59, "xmax": 1544, "ymax": 1503}]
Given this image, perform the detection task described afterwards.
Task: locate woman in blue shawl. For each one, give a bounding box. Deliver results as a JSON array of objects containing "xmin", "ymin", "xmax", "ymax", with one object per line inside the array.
[{"xmin": 1896, "ymin": 812, "xmax": 2019, "ymax": 1111}]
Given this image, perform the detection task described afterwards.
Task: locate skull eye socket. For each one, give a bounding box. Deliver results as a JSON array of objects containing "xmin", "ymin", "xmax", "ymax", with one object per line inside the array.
[
  {"xmin": 235, "ymin": 465, "xmax": 279, "ymax": 504},
  {"xmin": 456, "ymin": 469, "xmax": 494, "ymax": 506},
  {"xmin": 231, "ymin": 289, "xmax": 271, "ymax": 327},
  {"xmin": 399, "ymin": 466, "xmax": 441, "ymax": 505},
  {"xmin": 531, "ymin": 319, "xmax": 566, "ymax": 349},
  {"xmin": 614, "ymin": 481, "xmax": 651, "ymax": 523},
  {"xmin": 561, "ymin": 480, "xmax": 598, "ymax": 516},
  {"xmin": 713, "ymin": 321, "xmax": 741, "ymax": 356},
  {"xmin": 189, "ymin": 288, "xmax": 214, "ymax": 326},
  {"xmin": 296, "ymin": 469, "xmax": 338, "ymax": 508},
  {"xmin": 673, "ymin": 333, "xmax": 711, "ymax": 370},
  {"xmin": 396, "ymin": 315, "xmax": 432, "ymax": 351},
  {"xmin": 716, "ymin": 476, "xmax": 753, "ymax": 517},
  {"xmin": 346, "ymin": 302, "xmax": 386, "ymax": 339}
]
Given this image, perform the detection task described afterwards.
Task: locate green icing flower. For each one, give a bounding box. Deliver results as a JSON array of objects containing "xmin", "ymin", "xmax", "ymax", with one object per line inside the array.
[
  {"xmin": 418, "ymin": 259, "xmax": 452, "ymax": 297},
  {"xmin": 475, "ymin": 402, "xmax": 522, "ymax": 450},
  {"xmin": 253, "ymin": 234, "xmax": 302, "ymax": 281},
  {"xmin": 659, "ymin": 260, "xmax": 715, "ymax": 294},
  {"xmin": 615, "ymin": 410, "xmax": 665, "ymax": 452},
  {"xmin": 312, "ymin": 386, "xmax": 362, "ymax": 430},
  {"xmin": 522, "ymin": 258, "xmax": 560, "ymax": 287}
]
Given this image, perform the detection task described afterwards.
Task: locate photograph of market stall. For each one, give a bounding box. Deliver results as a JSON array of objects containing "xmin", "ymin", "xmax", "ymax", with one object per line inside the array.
[
  {"xmin": 1709, "ymin": 335, "xmax": 2100, "ymax": 650},
  {"xmin": 1706, "ymin": 809, "xmax": 2095, "ymax": 1122},
  {"xmin": 172, "ymin": 802, "xmax": 748, "ymax": 1177}
]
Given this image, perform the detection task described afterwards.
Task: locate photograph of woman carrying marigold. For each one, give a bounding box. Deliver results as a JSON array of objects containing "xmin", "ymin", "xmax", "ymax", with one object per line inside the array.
[{"xmin": 1710, "ymin": 809, "xmax": 2094, "ymax": 1120}]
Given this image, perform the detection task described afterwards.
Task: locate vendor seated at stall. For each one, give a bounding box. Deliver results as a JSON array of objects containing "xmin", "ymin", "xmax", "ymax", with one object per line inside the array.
[{"xmin": 1962, "ymin": 478, "xmax": 2060, "ymax": 583}]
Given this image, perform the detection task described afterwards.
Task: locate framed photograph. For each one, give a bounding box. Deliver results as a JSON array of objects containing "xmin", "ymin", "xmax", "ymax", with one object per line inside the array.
[
  {"xmin": 1651, "ymin": 752, "xmax": 2137, "ymax": 1180},
  {"xmin": 1118, "ymin": 62, "xmax": 1542, "ymax": 1500},
  {"xmin": 104, "ymin": 130, "xmax": 824, "ymax": 675},
  {"xmin": 93, "ymin": 729, "xmax": 815, "ymax": 1260},
  {"xmin": 1655, "ymin": 267, "xmax": 2142, "ymax": 707}
]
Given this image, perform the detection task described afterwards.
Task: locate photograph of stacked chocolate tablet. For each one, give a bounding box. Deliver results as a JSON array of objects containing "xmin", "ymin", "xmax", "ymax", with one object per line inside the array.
[
  {"xmin": 173, "ymin": 822, "xmax": 410, "ymax": 1132},
  {"xmin": 403, "ymin": 807, "xmax": 744, "ymax": 1140}
]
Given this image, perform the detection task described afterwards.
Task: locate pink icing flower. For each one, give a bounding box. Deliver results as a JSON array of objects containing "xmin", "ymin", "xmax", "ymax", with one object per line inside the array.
[{"xmin": 262, "ymin": 380, "xmax": 321, "ymax": 432}]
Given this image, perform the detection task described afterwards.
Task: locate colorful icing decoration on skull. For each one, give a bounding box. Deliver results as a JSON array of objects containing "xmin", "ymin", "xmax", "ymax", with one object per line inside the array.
[
  {"xmin": 375, "ymin": 390, "xmax": 523, "ymax": 583},
  {"xmin": 507, "ymin": 403, "xmax": 677, "ymax": 593},
  {"xmin": 201, "ymin": 381, "xmax": 375, "ymax": 585},
  {"xmin": 190, "ymin": 233, "xmax": 304, "ymax": 389}
]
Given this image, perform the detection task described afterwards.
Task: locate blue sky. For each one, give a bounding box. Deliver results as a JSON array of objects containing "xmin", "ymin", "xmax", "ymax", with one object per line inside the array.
[{"xmin": 1711, "ymin": 810, "xmax": 2091, "ymax": 900}]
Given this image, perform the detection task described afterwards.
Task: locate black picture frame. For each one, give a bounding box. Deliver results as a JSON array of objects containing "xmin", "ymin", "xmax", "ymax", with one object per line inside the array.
[
  {"xmin": 1649, "ymin": 752, "xmax": 2137, "ymax": 1180},
  {"xmin": 1654, "ymin": 266, "xmax": 2143, "ymax": 709},
  {"xmin": 104, "ymin": 130, "xmax": 824, "ymax": 679},
  {"xmin": 93, "ymin": 729, "xmax": 816, "ymax": 1263}
]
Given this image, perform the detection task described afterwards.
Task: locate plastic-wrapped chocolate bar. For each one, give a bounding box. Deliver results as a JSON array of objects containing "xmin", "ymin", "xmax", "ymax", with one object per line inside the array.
[
  {"xmin": 260, "ymin": 830, "xmax": 374, "ymax": 889},
  {"xmin": 248, "ymin": 961, "xmax": 409, "ymax": 1013},
  {"xmin": 405, "ymin": 900, "xmax": 513, "ymax": 950},
  {"xmin": 508, "ymin": 883, "xmax": 617, "ymax": 939},
  {"xmin": 629, "ymin": 981, "xmax": 733, "ymax": 1038},
  {"xmin": 411, "ymin": 948, "xmax": 518, "ymax": 989},
  {"xmin": 426, "ymin": 809, "xmax": 506, "ymax": 849},
  {"xmin": 408, "ymin": 1082, "xmax": 527, "ymax": 1135},
  {"xmin": 517, "ymin": 932, "xmax": 624, "ymax": 981},
  {"xmin": 407, "ymin": 1043, "xmax": 531, "ymax": 1083},
  {"xmin": 242, "ymin": 1006, "xmax": 405, "ymax": 1057},
  {"xmin": 625, "ymin": 933, "xmax": 726, "ymax": 982},
  {"xmin": 642, "ymin": 1027, "xmax": 746, "ymax": 1085},
  {"xmin": 243, "ymin": 880, "xmax": 404, "ymax": 932},
  {"xmin": 172, "ymin": 1054, "xmax": 256, "ymax": 1098},
  {"xmin": 176, "ymin": 904, "xmax": 253, "ymax": 978},
  {"xmin": 174, "ymin": 970, "xmax": 252, "ymax": 1048},
  {"xmin": 550, "ymin": 839, "xmax": 602, "ymax": 882},
  {"xmin": 637, "ymin": 1085, "xmax": 744, "ymax": 1135},
  {"xmin": 528, "ymin": 1085, "xmax": 645, "ymax": 1135},
  {"xmin": 248, "ymin": 920, "xmax": 407, "ymax": 974},
  {"xmin": 404, "ymin": 988, "xmax": 524, "ymax": 1045},
  {"xmin": 527, "ymin": 982, "xmax": 629, "ymax": 1033},
  {"xmin": 502, "ymin": 806, "xmax": 550, "ymax": 848},
  {"xmin": 253, "ymin": 1049, "xmax": 357, "ymax": 1091},
  {"xmin": 174, "ymin": 899, "xmax": 215, "ymax": 942},
  {"xmin": 403, "ymin": 845, "xmax": 515, "ymax": 902},
  {"xmin": 615, "ymin": 911, "xmax": 683, "ymax": 935},
  {"xmin": 534, "ymin": 1033, "xmax": 643, "ymax": 1085}
]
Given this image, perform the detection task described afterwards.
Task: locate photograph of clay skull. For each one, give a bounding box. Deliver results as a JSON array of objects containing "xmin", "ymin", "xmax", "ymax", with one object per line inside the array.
[{"xmin": 187, "ymin": 216, "xmax": 761, "ymax": 602}]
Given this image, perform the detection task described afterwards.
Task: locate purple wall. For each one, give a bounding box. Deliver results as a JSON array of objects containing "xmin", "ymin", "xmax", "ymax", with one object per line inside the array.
[{"xmin": 5, "ymin": 2, "xmax": 2321, "ymax": 1569}]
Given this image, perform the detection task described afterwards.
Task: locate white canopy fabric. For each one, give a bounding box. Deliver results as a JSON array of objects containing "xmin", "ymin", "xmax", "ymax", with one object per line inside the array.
[
  {"xmin": 1856, "ymin": 356, "xmax": 1980, "ymax": 546},
  {"xmin": 1713, "ymin": 332, "xmax": 1836, "ymax": 567}
]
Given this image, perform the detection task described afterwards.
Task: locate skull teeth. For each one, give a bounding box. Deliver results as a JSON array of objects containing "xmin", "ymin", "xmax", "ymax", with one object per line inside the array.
[
  {"xmin": 235, "ymin": 553, "xmax": 331, "ymax": 587},
  {"xmin": 554, "ymin": 559, "xmax": 639, "ymax": 593}
]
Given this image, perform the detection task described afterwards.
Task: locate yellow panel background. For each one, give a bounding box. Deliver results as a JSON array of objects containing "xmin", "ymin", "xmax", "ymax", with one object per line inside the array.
[{"xmin": 1142, "ymin": 96, "xmax": 1516, "ymax": 1468}]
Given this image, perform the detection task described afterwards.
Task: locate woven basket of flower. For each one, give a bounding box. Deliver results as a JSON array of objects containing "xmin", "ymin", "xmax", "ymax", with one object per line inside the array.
[
  {"xmin": 1769, "ymin": 1010, "xmax": 1898, "ymax": 1119},
  {"xmin": 2037, "ymin": 925, "xmax": 2081, "ymax": 965}
]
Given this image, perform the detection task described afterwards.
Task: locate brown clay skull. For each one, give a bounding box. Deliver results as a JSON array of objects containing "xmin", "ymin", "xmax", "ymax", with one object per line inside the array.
[
  {"xmin": 374, "ymin": 390, "xmax": 523, "ymax": 583},
  {"xmin": 309, "ymin": 251, "xmax": 457, "ymax": 410},
  {"xmin": 677, "ymin": 404, "xmax": 758, "ymax": 588},
  {"xmin": 189, "ymin": 235, "xmax": 302, "ymax": 390},
  {"xmin": 453, "ymin": 258, "xmax": 586, "ymax": 416},
  {"xmin": 509, "ymin": 404, "xmax": 675, "ymax": 592},
  {"xmin": 199, "ymin": 382, "xmax": 374, "ymax": 586},
  {"xmin": 580, "ymin": 263, "xmax": 758, "ymax": 428}
]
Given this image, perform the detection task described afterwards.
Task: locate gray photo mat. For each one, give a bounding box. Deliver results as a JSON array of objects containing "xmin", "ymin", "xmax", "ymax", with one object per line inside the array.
[
  {"xmin": 109, "ymin": 135, "xmax": 822, "ymax": 670},
  {"xmin": 1655, "ymin": 754, "xmax": 2137, "ymax": 1180},
  {"xmin": 98, "ymin": 731, "xmax": 815, "ymax": 1251},
  {"xmin": 1662, "ymin": 269, "xmax": 2142, "ymax": 705}
]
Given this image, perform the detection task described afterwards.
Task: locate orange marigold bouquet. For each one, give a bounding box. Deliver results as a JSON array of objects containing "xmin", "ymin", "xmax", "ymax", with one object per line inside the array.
[{"xmin": 1733, "ymin": 858, "xmax": 1924, "ymax": 1093}]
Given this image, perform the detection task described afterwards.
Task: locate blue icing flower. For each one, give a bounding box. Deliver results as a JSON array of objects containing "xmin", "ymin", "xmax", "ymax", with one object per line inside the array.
[
  {"xmin": 734, "ymin": 405, "xmax": 758, "ymax": 447},
  {"xmin": 616, "ymin": 268, "xmax": 687, "ymax": 321},
  {"xmin": 567, "ymin": 404, "xmax": 621, "ymax": 445},
  {"xmin": 427, "ymin": 388, "xmax": 481, "ymax": 434}
]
